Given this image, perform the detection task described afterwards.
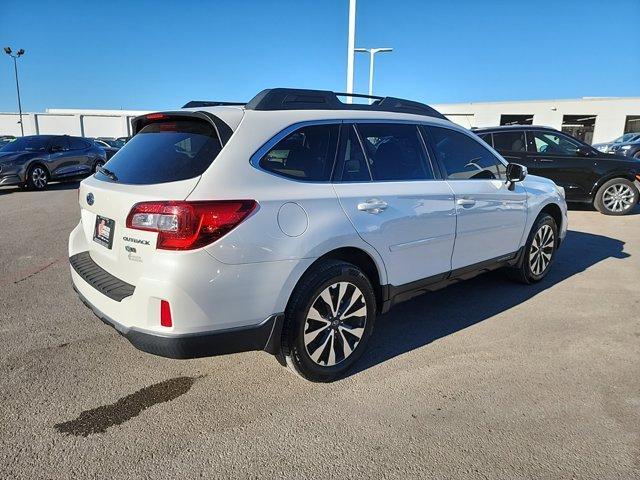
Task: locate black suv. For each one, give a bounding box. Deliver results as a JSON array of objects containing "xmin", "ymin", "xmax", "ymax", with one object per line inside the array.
[
  {"xmin": 0, "ymin": 135, "xmax": 106, "ymax": 190},
  {"xmin": 475, "ymin": 126, "xmax": 640, "ymax": 215}
]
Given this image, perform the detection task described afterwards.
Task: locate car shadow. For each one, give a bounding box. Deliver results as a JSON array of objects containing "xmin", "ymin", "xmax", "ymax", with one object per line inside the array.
[
  {"xmin": 568, "ymin": 202, "xmax": 640, "ymax": 215},
  {"xmin": 0, "ymin": 181, "xmax": 80, "ymax": 195},
  {"xmin": 348, "ymin": 230, "xmax": 629, "ymax": 378}
]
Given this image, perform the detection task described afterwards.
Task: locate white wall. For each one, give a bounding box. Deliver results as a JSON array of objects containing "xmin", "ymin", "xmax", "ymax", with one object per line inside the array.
[
  {"xmin": 81, "ymin": 116, "xmax": 125, "ymax": 137},
  {"xmin": 36, "ymin": 114, "xmax": 80, "ymax": 135},
  {"xmin": 0, "ymin": 108, "xmax": 148, "ymax": 138},
  {"xmin": 433, "ymin": 97, "xmax": 640, "ymax": 143}
]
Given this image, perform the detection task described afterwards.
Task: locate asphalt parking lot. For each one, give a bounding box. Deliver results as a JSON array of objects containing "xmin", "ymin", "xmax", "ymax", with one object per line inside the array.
[{"xmin": 1, "ymin": 182, "xmax": 639, "ymax": 479}]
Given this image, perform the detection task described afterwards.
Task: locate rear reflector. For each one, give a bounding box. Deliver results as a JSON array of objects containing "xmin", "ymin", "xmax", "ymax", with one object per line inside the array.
[
  {"xmin": 126, "ymin": 200, "xmax": 257, "ymax": 250},
  {"xmin": 160, "ymin": 300, "xmax": 172, "ymax": 327}
]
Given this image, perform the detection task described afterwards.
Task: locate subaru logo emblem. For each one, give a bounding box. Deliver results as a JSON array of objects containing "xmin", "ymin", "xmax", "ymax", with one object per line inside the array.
[{"xmin": 86, "ymin": 193, "xmax": 94, "ymax": 206}]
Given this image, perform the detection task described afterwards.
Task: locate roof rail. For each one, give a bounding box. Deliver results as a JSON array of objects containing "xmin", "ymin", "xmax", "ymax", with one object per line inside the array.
[
  {"xmin": 244, "ymin": 88, "xmax": 447, "ymax": 119},
  {"xmin": 182, "ymin": 101, "xmax": 245, "ymax": 108}
]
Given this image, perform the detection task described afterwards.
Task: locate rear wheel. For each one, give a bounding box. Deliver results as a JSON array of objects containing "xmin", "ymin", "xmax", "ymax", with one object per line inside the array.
[
  {"xmin": 506, "ymin": 213, "xmax": 557, "ymax": 284},
  {"xmin": 282, "ymin": 260, "xmax": 376, "ymax": 382},
  {"xmin": 27, "ymin": 165, "xmax": 49, "ymax": 190},
  {"xmin": 594, "ymin": 178, "xmax": 639, "ymax": 215}
]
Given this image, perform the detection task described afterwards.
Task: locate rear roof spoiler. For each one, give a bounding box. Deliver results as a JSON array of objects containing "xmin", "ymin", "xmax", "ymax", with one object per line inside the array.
[{"xmin": 131, "ymin": 111, "xmax": 234, "ymax": 145}]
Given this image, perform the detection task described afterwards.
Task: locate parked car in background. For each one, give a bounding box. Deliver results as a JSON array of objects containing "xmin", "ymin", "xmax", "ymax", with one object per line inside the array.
[
  {"xmin": 115, "ymin": 136, "xmax": 130, "ymax": 146},
  {"xmin": 92, "ymin": 139, "xmax": 119, "ymax": 160},
  {"xmin": 593, "ymin": 132, "xmax": 640, "ymax": 153},
  {"xmin": 607, "ymin": 136, "xmax": 640, "ymax": 159},
  {"xmin": 0, "ymin": 135, "xmax": 106, "ymax": 190},
  {"xmin": 97, "ymin": 137, "xmax": 127, "ymax": 149},
  {"xmin": 69, "ymin": 88, "xmax": 567, "ymax": 382},
  {"xmin": 475, "ymin": 126, "xmax": 640, "ymax": 215},
  {"xmin": 0, "ymin": 135, "xmax": 16, "ymax": 147}
]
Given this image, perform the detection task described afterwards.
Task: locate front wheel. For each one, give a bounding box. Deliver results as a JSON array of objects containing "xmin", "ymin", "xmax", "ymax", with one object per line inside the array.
[
  {"xmin": 282, "ymin": 260, "xmax": 376, "ymax": 382},
  {"xmin": 27, "ymin": 165, "xmax": 49, "ymax": 190},
  {"xmin": 506, "ymin": 213, "xmax": 558, "ymax": 284},
  {"xmin": 594, "ymin": 178, "xmax": 639, "ymax": 215}
]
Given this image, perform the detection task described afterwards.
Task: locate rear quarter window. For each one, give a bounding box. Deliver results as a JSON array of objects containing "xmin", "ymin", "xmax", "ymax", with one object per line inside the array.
[
  {"xmin": 258, "ymin": 124, "xmax": 339, "ymax": 181},
  {"xmin": 95, "ymin": 119, "xmax": 222, "ymax": 185}
]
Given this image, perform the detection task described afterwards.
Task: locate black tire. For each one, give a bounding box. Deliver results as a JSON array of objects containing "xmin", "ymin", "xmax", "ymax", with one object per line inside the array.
[
  {"xmin": 27, "ymin": 164, "xmax": 49, "ymax": 190},
  {"xmin": 594, "ymin": 178, "xmax": 639, "ymax": 215},
  {"xmin": 93, "ymin": 159, "xmax": 105, "ymax": 173},
  {"xmin": 282, "ymin": 260, "xmax": 376, "ymax": 382},
  {"xmin": 506, "ymin": 213, "xmax": 558, "ymax": 284}
]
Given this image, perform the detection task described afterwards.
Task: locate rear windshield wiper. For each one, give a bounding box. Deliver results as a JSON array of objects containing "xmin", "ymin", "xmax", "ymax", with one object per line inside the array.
[{"xmin": 98, "ymin": 166, "xmax": 118, "ymax": 182}]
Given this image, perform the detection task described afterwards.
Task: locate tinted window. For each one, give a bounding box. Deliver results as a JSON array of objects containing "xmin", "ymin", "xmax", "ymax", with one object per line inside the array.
[
  {"xmin": 336, "ymin": 125, "xmax": 370, "ymax": 182},
  {"xmin": 530, "ymin": 131, "xmax": 581, "ymax": 156},
  {"xmin": 492, "ymin": 131, "xmax": 526, "ymax": 152},
  {"xmin": 477, "ymin": 133, "xmax": 493, "ymax": 146},
  {"xmin": 259, "ymin": 124, "xmax": 338, "ymax": 181},
  {"xmin": 51, "ymin": 136, "xmax": 69, "ymax": 151},
  {"xmin": 355, "ymin": 123, "xmax": 433, "ymax": 181},
  {"xmin": 95, "ymin": 119, "xmax": 222, "ymax": 185},
  {"xmin": 428, "ymin": 126, "xmax": 506, "ymax": 180},
  {"xmin": 0, "ymin": 136, "xmax": 50, "ymax": 153},
  {"xmin": 69, "ymin": 137, "xmax": 90, "ymax": 150}
]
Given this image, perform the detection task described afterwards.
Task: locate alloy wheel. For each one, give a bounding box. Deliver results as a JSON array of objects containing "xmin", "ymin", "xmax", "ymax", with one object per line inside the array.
[
  {"xmin": 303, "ymin": 281, "xmax": 367, "ymax": 367},
  {"xmin": 31, "ymin": 167, "xmax": 47, "ymax": 189},
  {"xmin": 602, "ymin": 183, "xmax": 635, "ymax": 213},
  {"xmin": 529, "ymin": 224, "xmax": 554, "ymax": 276}
]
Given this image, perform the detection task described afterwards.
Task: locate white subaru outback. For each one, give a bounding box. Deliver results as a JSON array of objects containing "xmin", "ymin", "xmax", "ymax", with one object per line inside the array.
[{"xmin": 69, "ymin": 88, "xmax": 567, "ymax": 382}]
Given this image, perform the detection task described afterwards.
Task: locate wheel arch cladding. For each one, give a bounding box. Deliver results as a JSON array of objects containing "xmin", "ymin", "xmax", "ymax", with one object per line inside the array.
[
  {"xmin": 28, "ymin": 160, "xmax": 50, "ymax": 176},
  {"xmin": 540, "ymin": 203, "xmax": 563, "ymax": 238},
  {"xmin": 592, "ymin": 172, "xmax": 638, "ymax": 196},
  {"xmin": 296, "ymin": 247, "xmax": 384, "ymax": 313}
]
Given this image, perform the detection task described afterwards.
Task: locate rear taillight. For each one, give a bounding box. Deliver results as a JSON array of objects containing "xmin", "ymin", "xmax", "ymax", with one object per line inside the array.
[{"xmin": 126, "ymin": 200, "xmax": 257, "ymax": 250}]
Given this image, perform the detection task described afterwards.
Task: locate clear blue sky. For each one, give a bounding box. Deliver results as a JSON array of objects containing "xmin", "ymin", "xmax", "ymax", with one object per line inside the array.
[{"xmin": 1, "ymin": 0, "xmax": 639, "ymax": 112}]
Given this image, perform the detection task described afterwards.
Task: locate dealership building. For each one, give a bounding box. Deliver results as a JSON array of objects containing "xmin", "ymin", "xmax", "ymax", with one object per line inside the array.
[{"xmin": 1, "ymin": 96, "xmax": 639, "ymax": 145}]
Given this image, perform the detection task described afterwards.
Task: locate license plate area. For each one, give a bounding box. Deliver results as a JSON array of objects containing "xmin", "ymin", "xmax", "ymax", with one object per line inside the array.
[{"xmin": 93, "ymin": 215, "xmax": 115, "ymax": 249}]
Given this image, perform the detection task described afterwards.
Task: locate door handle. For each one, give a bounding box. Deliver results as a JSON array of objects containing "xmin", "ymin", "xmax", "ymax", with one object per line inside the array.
[
  {"xmin": 357, "ymin": 198, "xmax": 388, "ymax": 214},
  {"xmin": 537, "ymin": 158, "xmax": 554, "ymax": 163},
  {"xmin": 456, "ymin": 198, "xmax": 476, "ymax": 207}
]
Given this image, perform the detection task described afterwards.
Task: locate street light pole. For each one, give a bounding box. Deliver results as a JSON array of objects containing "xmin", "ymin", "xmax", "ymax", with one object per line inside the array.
[
  {"xmin": 4, "ymin": 47, "xmax": 25, "ymax": 136},
  {"xmin": 354, "ymin": 47, "xmax": 393, "ymax": 103},
  {"xmin": 345, "ymin": 0, "xmax": 357, "ymax": 103}
]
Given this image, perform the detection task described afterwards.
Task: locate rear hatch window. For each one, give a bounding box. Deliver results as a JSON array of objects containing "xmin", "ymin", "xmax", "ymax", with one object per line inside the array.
[{"xmin": 95, "ymin": 118, "xmax": 222, "ymax": 185}]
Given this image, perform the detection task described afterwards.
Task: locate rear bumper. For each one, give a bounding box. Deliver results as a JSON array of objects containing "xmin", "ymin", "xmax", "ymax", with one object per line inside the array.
[{"xmin": 73, "ymin": 284, "xmax": 283, "ymax": 359}]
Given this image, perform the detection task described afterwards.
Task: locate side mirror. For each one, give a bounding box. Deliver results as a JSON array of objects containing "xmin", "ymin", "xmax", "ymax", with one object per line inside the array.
[
  {"xmin": 577, "ymin": 145, "xmax": 592, "ymax": 156},
  {"xmin": 506, "ymin": 163, "xmax": 527, "ymax": 182}
]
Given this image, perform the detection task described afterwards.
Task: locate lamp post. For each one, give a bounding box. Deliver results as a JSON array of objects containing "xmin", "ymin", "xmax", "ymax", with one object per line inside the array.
[
  {"xmin": 345, "ymin": 0, "xmax": 357, "ymax": 103},
  {"xmin": 354, "ymin": 47, "xmax": 393, "ymax": 103},
  {"xmin": 4, "ymin": 47, "xmax": 25, "ymax": 136}
]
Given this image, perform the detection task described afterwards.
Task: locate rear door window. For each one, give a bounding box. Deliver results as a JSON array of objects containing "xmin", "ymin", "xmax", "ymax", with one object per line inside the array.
[
  {"xmin": 95, "ymin": 118, "xmax": 222, "ymax": 184},
  {"xmin": 259, "ymin": 124, "xmax": 339, "ymax": 181},
  {"xmin": 477, "ymin": 133, "xmax": 493, "ymax": 146},
  {"xmin": 51, "ymin": 136, "xmax": 69, "ymax": 151},
  {"xmin": 355, "ymin": 123, "xmax": 434, "ymax": 181},
  {"xmin": 69, "ymin": 137, "xmax": 90, "ymax": 150},
  {"xmin": 492, "ymin": 131, "xmax": 527, "ymax": 152}
]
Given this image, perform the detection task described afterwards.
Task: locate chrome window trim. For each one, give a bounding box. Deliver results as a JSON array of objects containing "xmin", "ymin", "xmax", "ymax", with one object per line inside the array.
[{"xmin": 249, "ymin": 118, "xmax": 448, "ymax": 184}]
